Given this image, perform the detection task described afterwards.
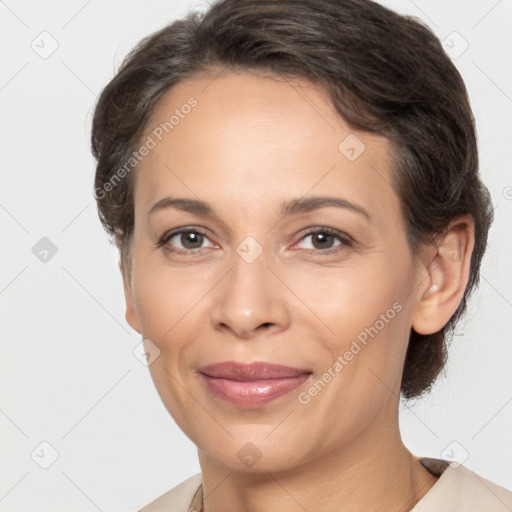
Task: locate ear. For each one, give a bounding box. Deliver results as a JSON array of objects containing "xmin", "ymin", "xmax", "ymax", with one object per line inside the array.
[
  {"xmin": 119, "ymin": 259, "xmax": 141, "ymax": 334},
  {"xmin": 411, "ymin": 215, "xmax": 475, "ymax": 335},
  {"xmin": 119, "ymin": 259, "xmax": 142, "ymax": 334},
  {"xmin": 116, "ymin": 233, "xmax": 141, "ymax": 335}
]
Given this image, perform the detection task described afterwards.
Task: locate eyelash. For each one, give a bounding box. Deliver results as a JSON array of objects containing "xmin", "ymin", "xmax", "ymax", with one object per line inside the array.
[
  {"xmin": 157, "ymin": 227, "xmax": 214, "ymax": 256},
  {"xmin": 157, "ymin": 226, "xmax": 353, "ymax": 256},
  {"xmin": 293, "ymin": 227, "xmax": 353, "ymax": 254}
]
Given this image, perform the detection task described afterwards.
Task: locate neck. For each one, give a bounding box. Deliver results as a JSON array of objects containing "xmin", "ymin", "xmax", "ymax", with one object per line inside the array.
[{"xmin": 197, "ymin": 416, "xmax": 438, "ymax": 512}]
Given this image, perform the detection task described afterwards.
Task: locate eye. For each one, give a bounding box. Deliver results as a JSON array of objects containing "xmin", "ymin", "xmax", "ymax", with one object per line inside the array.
[
  {"xmin": 158, "ymin": 228, "xmax": 216, "ymax": 253},
  {"xmin": 294, "ymin": 228, "xmax": 352, "ymax": 253}
]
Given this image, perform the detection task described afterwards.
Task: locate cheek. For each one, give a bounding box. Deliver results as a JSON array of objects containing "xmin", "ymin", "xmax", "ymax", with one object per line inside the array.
[
  {"xmin": 130, "ymin": 254, "xmax": 204, "ymax": 344},
  {"xmin": 286, "ymin": 252, "xmax": 413, "ymax": 386},
  {"xmin": 285, "ymin": 254, "xmax": 407, "ymax": 330},
  {"xmin": 130, "ymin": 258, "xmax": 206, "ymax": 429},
  {"xmin": 129, "ymin": 253, "xmax": 225, "ymax": 415}
]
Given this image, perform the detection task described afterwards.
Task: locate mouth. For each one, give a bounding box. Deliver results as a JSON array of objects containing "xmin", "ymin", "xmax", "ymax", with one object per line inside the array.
[{"xmin": 197, "ymin": 361, "xmax": 313, "ymax": 408}]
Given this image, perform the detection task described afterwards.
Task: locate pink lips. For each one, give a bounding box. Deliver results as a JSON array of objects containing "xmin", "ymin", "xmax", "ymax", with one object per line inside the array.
[{"xmin": 198, "ymin": 361, "xmax": 312, "ymax": 408}]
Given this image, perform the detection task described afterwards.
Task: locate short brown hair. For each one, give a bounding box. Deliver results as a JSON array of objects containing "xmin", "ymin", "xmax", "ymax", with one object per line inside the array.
[{"xmin": 91, "ymin": 0, "xmax": 494, "ymax": 399}]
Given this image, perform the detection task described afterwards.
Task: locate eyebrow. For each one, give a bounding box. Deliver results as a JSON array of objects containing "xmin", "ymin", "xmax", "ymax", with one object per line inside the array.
[
  {"xmin": 147, "ymin": 197, "xmax": 216, "ymax": 219},
  {"xmin": 280, "ymin": 196, "xmax": 371, "ymax": 222},
  {"xmin": 147, "ymin": 195, "xmax": 371, "ymax": 222}
]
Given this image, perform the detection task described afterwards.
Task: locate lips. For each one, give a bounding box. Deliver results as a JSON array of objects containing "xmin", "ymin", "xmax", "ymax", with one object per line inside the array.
[{"xmin": 198, "ymin": 361, "xmax": 312, "ymax": 408}]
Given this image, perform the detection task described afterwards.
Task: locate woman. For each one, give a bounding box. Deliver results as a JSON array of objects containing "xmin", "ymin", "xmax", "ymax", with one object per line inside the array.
[{"xmin": 91, "ymin": 0, "xmax": 512, "ymax": 510}]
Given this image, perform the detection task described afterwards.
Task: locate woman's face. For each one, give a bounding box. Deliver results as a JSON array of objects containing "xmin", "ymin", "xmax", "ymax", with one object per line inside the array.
[{"xmin": 123, "ymin": 70, "xmax": 427, "ymax": 472}]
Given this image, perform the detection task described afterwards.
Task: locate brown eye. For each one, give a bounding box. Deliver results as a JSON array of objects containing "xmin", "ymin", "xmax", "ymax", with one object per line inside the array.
[
  {"xmin": 294, "ymin": 228, "xmax": 352, "ymax": 254},
  {"xmin": 178, "ymin": 231, "xmax": 204, "ymax": 249},
  {"xmin": 311, "ymin": 232, "xmax": 337, "ymax": 250},
  {"xmin": 160, "ymin": 229, "xmax": 215, "ymax": 253}
]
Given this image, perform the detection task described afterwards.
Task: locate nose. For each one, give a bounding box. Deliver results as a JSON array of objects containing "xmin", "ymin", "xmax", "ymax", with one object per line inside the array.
[{"xmin": 210, "ymin": 247, "xmax": 291, "ymax": 339}]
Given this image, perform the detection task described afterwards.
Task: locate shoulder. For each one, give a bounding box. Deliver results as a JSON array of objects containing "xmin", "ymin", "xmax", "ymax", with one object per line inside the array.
[
  {"xmin": 414, "ymin": 459, "xmax": 512, "ymax": 511},
  {"xmin": 138, "ymin": 473, "xmax": 202, "ymax": 512}
]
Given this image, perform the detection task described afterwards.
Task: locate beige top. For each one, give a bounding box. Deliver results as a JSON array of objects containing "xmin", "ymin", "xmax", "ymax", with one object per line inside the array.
[{"xmin": 138, "ymin": 458, "xmax": 512, "ymax": 511}]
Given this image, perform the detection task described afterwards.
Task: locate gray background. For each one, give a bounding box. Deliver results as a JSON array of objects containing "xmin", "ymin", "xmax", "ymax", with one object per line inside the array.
[{"xmin": 1, "ymin": 0, "xmax": 511, "ymax": 510}]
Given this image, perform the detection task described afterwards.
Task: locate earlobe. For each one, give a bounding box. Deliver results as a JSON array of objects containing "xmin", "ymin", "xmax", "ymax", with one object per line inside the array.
[
  {"xmin": 412, "ymin": 216, "xmax": 475, "ymax": 335},
  {"xmin": 120, "ymin": 260, "xmax": 141, "ymax": 334}
]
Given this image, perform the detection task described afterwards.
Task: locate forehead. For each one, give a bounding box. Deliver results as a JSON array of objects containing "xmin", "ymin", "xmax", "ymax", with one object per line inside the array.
[{"xmin": 134, "ymin": 70, "xmax": 400, "ymax": 229}]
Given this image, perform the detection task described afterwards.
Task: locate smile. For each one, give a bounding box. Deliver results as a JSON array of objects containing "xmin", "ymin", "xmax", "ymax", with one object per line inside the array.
[{"xmin": 197, "ymin": 361, "xmax": 312, "ymax": 408}]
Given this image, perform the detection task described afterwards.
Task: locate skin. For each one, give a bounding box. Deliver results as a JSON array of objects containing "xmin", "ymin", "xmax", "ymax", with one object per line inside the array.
[{"xmin": 121, "ymin": 69, "xmax": 475, "ymax": 512}]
